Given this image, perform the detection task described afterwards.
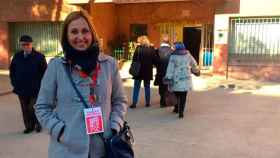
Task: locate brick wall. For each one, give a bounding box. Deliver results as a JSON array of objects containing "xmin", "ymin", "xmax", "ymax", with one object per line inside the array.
[
  {"xmin": 213, "ymin": 44, "xmax": 228, "ymax": 74},
  {"xmin": 90, "ymin": 3, "xmax": 117, "ymax": 53},
  {"xmin": 0, "ymin": 0, "xmax": 79, "ymax": 68},
  {"xmin": 216, "ymin": 0, "xmax": 240, "ymax": 14},
  {"xmin": 116, "ymin": 1, "xmax": 220, "ymax": 47},
  {"xmin": 228, "ymin": 66, "xmax": 280, "ymax": 81},
  {"xmin": 0, "ymin": 22, "xmax": 9, "ymax": 69}
]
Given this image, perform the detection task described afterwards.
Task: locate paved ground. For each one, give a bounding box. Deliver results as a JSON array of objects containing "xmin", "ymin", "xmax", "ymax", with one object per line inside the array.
[{"xmin": 0, "ymin": 73, "xmax": 280, "ymax": 158}]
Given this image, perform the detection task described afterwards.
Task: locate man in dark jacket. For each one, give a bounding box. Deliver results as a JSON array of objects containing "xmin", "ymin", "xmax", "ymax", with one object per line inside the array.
[
  {"xmin": 154, "ymin": 35, "xmax": 173, "ymax": 108},
  {"xmin": 9, "ymin": 35, "xmax": 47, "ymax": 134}
]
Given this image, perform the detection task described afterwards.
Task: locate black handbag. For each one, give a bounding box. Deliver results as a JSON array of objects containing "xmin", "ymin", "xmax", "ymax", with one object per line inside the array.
[
  {"xmin": 165, "ymin": 90, "xmax": 178, "ymax": 107},
  {"xmin": 105, "ymin": 121, "xmax": 135, "ymax": 158},
  {"xmin": 129, "ymin": 48, "xmax": 141, "ymax": 76},
  {"xmin": 129, "ymin": 62, "xmax": 141, "ymax": 76}
]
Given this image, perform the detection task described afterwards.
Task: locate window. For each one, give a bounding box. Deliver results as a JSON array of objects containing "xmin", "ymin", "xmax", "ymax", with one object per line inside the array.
[
  {"xmin": 229, "ymin": 17, "xmax": 280, "ymax": 65},
  {"xmin": 130, "ymin": 24, "xmax": 147, "ymax": 41},
  {"xmin": 9, "ymin": 22, "xmax": 63, "ymax": 57}
]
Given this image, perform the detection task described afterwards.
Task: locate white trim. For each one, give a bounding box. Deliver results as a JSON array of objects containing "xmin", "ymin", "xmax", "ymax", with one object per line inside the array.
[
  {"xmin": 115, "ymin": 0, "xmax": 191, "ymax": 4},
  {"xmin": 66, "ymin": 0, "xmax": 90, "ymax": 4}
]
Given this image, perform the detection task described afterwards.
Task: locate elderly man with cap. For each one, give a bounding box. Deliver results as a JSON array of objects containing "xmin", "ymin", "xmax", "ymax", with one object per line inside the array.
[{"xmin": 9, "ymin": 35, "xmax": 47, "ymax": 134}]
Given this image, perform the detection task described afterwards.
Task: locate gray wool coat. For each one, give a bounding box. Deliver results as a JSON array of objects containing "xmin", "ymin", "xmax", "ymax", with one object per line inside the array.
[
  {"xmin": 165, "ymin": 50, "xmax": 199, "ymax": 92},
  {"xmin": 34, "ymin": 54, "xmax": 128, "ymax": 158}
]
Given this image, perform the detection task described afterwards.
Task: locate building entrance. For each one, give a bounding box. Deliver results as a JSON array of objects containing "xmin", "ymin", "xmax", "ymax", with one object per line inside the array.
[{"xmin": 183, "ymin": 27, "xmax": 202, "ymax": 63}]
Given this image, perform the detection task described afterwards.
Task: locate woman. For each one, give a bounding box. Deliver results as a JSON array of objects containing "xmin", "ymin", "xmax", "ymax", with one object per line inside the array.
[
  {"xmin": 130, "ymin": 36, "xmax": 156, "ymax": 108},
  {"xmin": 154, "ymin": 34, "xmax": 173, "ymax": 108},
  {"xmin": 164, "ymin": 42, "xmax": 199, "ymax": 118},
  {"xmin": 34, "ymin": 11, "xmax": 127, "ymax": 158}
]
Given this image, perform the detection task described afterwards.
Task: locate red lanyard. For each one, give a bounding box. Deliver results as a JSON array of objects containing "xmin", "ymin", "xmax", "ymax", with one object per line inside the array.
[
  {"xmin": 79, "ymin": 63, "xmax": 101, "ymax": 106},
  {"xmin": 90, "ymin": 63, "xmax": 101, "ymax": 88}
]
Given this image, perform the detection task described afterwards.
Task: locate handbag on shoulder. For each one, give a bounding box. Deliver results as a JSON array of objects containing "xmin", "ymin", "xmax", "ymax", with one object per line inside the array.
[
  {"xmin": 129, "ymin": 61, "xmax": 141, "ymax": 77},
  {"xmin": 129, "ymin": 48, "xmax": 141, "ymax": 76}
]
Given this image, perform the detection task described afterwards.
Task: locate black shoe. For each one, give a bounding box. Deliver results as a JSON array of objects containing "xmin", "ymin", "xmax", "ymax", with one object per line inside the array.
[
  {"xmin": 179, "ymin": 113, "xmax": 184, "ymax": 118},
  {"xmin": 145, "ymin": 104, "xmax": 150, "ymax": 107},
  {"xmin": 23, "ymin": 128, "xmax": 33, "ymax": 134},
  {"xmin": 130, "ymin": 104, "xmax": 136, "ymax": 109},
  {"xmin": 160, "ymin": 99, "xmax": 166, "ymax": 108},
  {"xmin": 173, "ymin": 108, "xmax": 178, "ymax": 113},
  {"xmin": 35, "ymin": 125, "xmax": 42, "ymax": 133}
]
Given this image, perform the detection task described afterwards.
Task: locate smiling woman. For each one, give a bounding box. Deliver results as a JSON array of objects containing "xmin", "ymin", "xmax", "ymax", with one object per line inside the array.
[
  {"xmin": 34, "ymin": 10, "xmax": 128, "ymax": 158},
  {"xmin": 61, "ymin": 11, "xmax": 100, "ymax": 75},
  {"xmin": 67, "ymin": 17, "xmax": 93, "ymax": 51}
]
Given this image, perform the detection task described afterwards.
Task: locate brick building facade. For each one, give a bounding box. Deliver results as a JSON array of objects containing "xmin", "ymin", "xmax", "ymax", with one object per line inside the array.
[
  {"xmin": 0, "ymin": 0, "xmax": 79, "ymax": 68},
  {"xmin": 1, "ymin": 0, "xmax": 279, "ymax": 81}
]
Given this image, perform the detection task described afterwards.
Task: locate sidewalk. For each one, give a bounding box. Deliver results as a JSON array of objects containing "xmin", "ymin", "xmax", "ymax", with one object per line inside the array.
[
  {"xmin": 1, "ymin": 77, "xmax": 280, "ymax": 158},
  {"xmin": 1, "ymin": 60, "xmax": 279, "ymax": 97},
  {"xmin": 1, "ymin": 63, "xmax": 280, "ymax": 158},
  {"xmin": 119, "ymin": 60, "xmax": 280, "ymax": 97}
]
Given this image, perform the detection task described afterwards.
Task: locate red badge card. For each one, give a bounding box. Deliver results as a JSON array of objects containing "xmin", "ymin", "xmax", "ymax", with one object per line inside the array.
[{"xmin": 84, "ymin": 107, "xmax": 104, "ymax": 135}]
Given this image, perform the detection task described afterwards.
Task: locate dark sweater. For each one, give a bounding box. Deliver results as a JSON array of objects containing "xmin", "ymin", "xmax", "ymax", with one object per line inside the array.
[
  {"xmin": 9, "ymin": 49, "xmax": 47, "ymax": 97},
  {"xmin": 132, "ymin": 45, "xmax": 156, "ymax": 81},
  {"xmin": 154, "ymin": 45, "xmax": 173, "ymax": 85}
]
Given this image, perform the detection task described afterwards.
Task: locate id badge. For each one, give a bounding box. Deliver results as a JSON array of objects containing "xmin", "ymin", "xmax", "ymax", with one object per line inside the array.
[{"xmin": 84, "ymin": 107, "xmax": 104, "ymax": 135}]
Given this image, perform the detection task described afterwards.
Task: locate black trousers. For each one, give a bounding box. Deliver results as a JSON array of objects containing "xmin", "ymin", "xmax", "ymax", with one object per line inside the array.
[
  {"xmin": 173, "ymin": 91, "xmax": 188, "ymax": 114},
  {"xmin": 18, "ymin": 96, "xmax": 40, "ymax": 130},
  {"xmin": 158, "ymin": 83, "xmax": 168, "ymax": 106}
]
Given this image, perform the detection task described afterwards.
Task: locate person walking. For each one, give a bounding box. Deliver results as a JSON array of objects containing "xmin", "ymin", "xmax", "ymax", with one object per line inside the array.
[
  {"xmin": 34, "ymin": 10, "xmax": 128, "ymax": 158},
  {"xmin": 9, "ymin": 35, "xmax": 47, "ymax": 134},
  {"xmin": 154, "ymin": 35, "xmax": 173, "ymax": 108},
  {"xmin": 164, "ymin": 42, "xmax": 200, "ymax": 118},
  {"xmin": 130, "ymin": 36, "xmax": 156, "ymax": 108}
]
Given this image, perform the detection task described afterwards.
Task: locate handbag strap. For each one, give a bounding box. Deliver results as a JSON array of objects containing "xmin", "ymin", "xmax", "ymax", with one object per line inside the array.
[{"xmin": 63, "ymin": 64, "xmax": 89, "ymax": 109}]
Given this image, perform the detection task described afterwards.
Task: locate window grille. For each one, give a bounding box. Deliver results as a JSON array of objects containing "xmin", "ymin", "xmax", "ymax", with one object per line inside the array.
[{"xmin": 228, "ymin": 16, "xmax": 280, "ymax": 65}]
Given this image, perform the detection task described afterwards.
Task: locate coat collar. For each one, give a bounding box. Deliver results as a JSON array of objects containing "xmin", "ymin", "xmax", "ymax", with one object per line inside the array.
[
  {"xmin": 172, "ymin": 50, "xmax": 188, "ymax": 55},
  {"xmin": 20, "ymin": 48, "xmax": 36, "ymax": 55},
  {"xmin": 98, "ymin": 53, "xmax": 110, "ymax": 62}
]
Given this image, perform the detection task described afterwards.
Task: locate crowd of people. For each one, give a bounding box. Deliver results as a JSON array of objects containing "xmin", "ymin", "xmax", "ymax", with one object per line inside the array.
[
  {"xmin": 129, "ymin": 35, "xmax": 200, "ymax": 118},
  {"xmin": 8, "ymin": 10, "xmax": 200, "ymax": 158}
]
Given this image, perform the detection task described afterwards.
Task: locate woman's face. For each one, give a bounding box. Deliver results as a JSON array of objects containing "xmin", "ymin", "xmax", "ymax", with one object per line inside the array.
[{"xmin": 67, "ymin": 17, "xmax": 93, "ymax": 51}]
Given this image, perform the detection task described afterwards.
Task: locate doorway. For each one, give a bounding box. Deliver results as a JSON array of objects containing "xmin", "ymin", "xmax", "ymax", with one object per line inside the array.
[{"xmin": 183, "ymin": 27, "xmax": 201, "ymax": 63}]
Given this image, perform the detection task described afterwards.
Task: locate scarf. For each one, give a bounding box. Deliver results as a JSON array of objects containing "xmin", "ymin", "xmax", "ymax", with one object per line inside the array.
[{"xmin": 63, "ymin": 42, "xmax": 100, "ymax": 75}]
